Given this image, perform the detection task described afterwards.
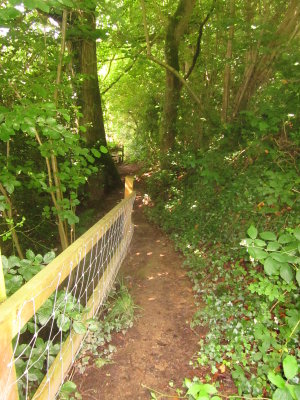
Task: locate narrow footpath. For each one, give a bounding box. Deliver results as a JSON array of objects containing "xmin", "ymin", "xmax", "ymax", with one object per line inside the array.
[{"xmin": 72, "ymin": 173, "xmax": 200, "ymax": 399}]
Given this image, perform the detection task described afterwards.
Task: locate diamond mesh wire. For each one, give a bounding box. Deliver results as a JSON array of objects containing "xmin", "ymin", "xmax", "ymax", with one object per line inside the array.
[{"xmin": 0, "ymin": 193, "xmax": 135, "ymax": 400}]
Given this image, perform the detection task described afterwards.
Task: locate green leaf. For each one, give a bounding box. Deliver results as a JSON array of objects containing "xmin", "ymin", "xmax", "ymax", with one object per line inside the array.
[
  {"xmin": 268, "ymin": 372, "xmax": 286, "ymax": 389},
  {"xmin": 100, "ymin": 145, "xmax": 108, "ymax": 154},
  {"xmin": 8, "ymin": 255, "xmax": 20, "ymax": 268},
  {"xmin": 296, "ymin": 269, "xmax": 300, "ymax": 286},
  {"xmin": 187, "ymin": 383, "xmax": 203, "ymax": 397},
  {"xmin": 260, "ymin": 231, "xmax": 277, "ymax": 241},
  {"xmin": 0, "ymin": 200, "xmax": 8, "ymax": 212},
  {"xmin": 253, "ymin": 352, "xmax": 262, "ymax": 361},
  {"xmin": 24, "ymin": 0, "xmax": 37, "ymax": 10},
  {"xmin": 91, "ymin": 148, "xmax": 101, "ymax": 158},
  {"xmin": 267, "ymin": 242, "xmax": 281, "ymax": 252},
  {"xmin": 294, "ymin": 228, "xmax": 300, "ymax": 241},
  {"xmin": 37, "ymin": 306, "xmax": 53, "ymax": 326},
  {"xmin": 58, "ymin": 0, "xmax": 74, "ymax": 7},
  {"xmin": 5, "ymin": 181, "xmax": 14, "ymax": 194},
  {"xmin": 294, "ymin": 385, "xmax": 300, "ymax": 400},
  {"xmin": 25, "ymin": 0, "xmax": 50, "ymax": 12},
  {"xmin": 62, "ymin": 210, "xmax": 79, "ymax": 226},
  {"xmin": 79, "ymin": 125, "xmax": 87, "ymax": 133},
  {"xmin": 27, "ymin": 372, "xmax": 38, "ymax": 382},
  {"xmin": 259, "ymin": 121, "xmax": 268, "ymax": 131},
  {"xmin": 185, "ymin": 378, "xmax": 192, "ymax": 389},
  {"xmin": 34, "ymin": 254, "xmax": 43, "ymax": 263},
  {"xmin": 85, "ymin": 154, "xmax": 95, "ymax": 163},
  {"xmin": 286, "ymin": 309, "xmax": 300, "ymax": 330},
  {"xmin": 95, "ymin": 358, "xmax": 109, "ymax": 368},
  {"xmin": 273, "ymin": 388, "xmax": 293, "ymax": 400},
  {"xmin": 26, "ymin": 249, "xmax": 35, "ymax": 261},
  {"xmin": 283, "ymin": 355, "xmax": 298, "ymax": 380},
  {"xmin": 278, "ymin": 234, "xmax": 294, "ymax": 244},
  {"xmin": 271, "ymin": 253, "xmax": 292, "ymax": 263},
  {"xmin": 88, "ymin": 320, "xmax": 99, "ymax": 332},
  {"xmin": 61, "ymin": 381, "xmax": 77, "ymax": 394},
  {"xmin": 73, "ymin": 321, "xmax": 86, "ymax": 335},
  {"xmin": 1, "ymin": 255, "xmax": 8, "ymax": 272},
  {"xmin": 247, "ymin": 225, "xmax": 258, "ymax": 239},
  {"xmin": 57, "ymin": 315, "xmax": 70, "ymax": 332},
  {"xmin": 37, "ymin": 2, "xmax": 50, "ymax": 12},
  {"xmin": 43, "ymin": 251, "xmax": 55, "ymax": 264},
  {"xmin": 254, "ymin": 239, "xmax": 266, "ymax": 247},
  {"xmin": 280, "ymin": 264, "xmax": 294, "ymax": 283},
  {"xmin": 248, "ymin": 247, "xmax": 268, "ymax": 260},
  {"xmin": 264, "ymin": 257, "xmax": 280, "ymax": 275},
  {"xmin": 0, "ymin": 7, "xmax": 21, "ymax": 22},
  {"xmin": 196, "ymin": 394, "xmax": 210, "ymax": 400},
  {"xmin": 202, "ymin": 384, "xmax": 217, "ymax": 395}
]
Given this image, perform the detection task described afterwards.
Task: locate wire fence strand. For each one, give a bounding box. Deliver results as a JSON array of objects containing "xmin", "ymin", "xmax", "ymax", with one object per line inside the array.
[{"xmin": 0, "ymin": 191, "xmax": 135, "ymax": 400}]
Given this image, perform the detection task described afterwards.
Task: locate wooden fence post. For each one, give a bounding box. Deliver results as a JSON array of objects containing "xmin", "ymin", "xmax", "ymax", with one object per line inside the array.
[
  {"xmin": 0, "ymin": 249, "xmax": 19, "ymax": 400},
  {"xmin": 124, "ymin": 176, "xmax": 134, "ymax": 198}
]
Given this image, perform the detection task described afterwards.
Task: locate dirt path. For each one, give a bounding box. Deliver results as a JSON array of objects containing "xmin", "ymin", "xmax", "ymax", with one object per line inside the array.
[{"xmin": 72, "ymin": 173, "xmax": 200, "ymax": 399}]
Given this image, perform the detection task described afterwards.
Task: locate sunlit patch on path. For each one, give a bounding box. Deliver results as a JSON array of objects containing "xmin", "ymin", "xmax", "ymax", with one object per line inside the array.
[{"xmin": 72, "ymin": 181, "xmax": 200, "ymax": 399}]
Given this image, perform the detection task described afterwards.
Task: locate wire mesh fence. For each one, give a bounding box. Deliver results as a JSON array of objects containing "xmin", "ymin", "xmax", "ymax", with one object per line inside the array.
[{"xmin": 0, "ymin": 185, "xmax": 135, "ymax": 400}]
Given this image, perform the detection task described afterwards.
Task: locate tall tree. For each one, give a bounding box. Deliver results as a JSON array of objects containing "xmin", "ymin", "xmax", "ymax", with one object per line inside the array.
[
  {"xmin": 160, "ymin": 0, "xmax": 196, "ymax": 153},
  {"xmin": 232, "ymin": 0, "xmax": 300, "ymax": 119},
  {"xmin": 68, "ymin": 4, "xmax": 122, "ymax": 192}
]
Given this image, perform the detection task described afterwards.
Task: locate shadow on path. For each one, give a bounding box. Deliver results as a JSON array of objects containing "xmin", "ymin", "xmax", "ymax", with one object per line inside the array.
[{"xmin": 73, "ymin": 171, "xmax": 200, "ymax": 399}]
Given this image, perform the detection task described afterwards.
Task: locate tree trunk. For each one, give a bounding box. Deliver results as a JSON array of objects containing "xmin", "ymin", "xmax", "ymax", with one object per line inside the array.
[
  {"xmin": 232, "ymin": 0, "xmax": 300, "ymax": 118},
  {"xmin": 221, "ymin": 0, "xmax": 235, "ymax": 122},
  {"xmin": 69, "ymin": 9, "xmax": 121, "ymax": 191},
  {"xmin": 160, "ymin": 0, "xmax": 196, "ymax": 154}
]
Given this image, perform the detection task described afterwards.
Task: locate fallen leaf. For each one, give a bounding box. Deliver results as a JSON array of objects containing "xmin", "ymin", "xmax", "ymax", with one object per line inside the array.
[{"xmin": 219, "ymin": 364, "xmax": 226, "ymax": 373}]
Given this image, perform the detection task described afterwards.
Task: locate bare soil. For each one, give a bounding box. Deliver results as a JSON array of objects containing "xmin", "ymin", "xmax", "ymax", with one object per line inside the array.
[{"xmin": 71, "ymin": 165, "xmax": 234, "ymax": 399}]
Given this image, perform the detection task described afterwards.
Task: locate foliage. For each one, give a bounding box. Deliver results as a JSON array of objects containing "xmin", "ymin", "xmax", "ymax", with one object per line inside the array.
[
  {"xmin": 69, "ymin": 283, "xmax": 136, "ymax": 377},
  {"xmin": 1, "ymin": 0, "xmax": 300, "ymax": 397},
  {"xmin": 184, "ymin": 378, "xmax": 220, "ymax": 400},
  {"xmin": 146, "ymin": 136, "xmax": 299, "ymax": 397},
  {"xmin": 1, "ymin": 249, "xmax": 55, "ymax": 296},
  {"xmin": 59, "ymin": 381, "xmax": 81, "ymax": 400},
  {"xmin": 0, "ymin": 0, "xmax": 110, "ymax": 254},
  {"xmin": 1, "ymin": 247, "xmax": 88, "ymax": 398},
  {"xmin": 5, "ymin": 261, "xmax": 135, "ymax": 399}
]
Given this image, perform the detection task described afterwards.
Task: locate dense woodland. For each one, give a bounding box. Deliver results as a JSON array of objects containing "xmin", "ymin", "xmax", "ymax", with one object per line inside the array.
[{"xmin": 0, "ymin": 0, "xmax": 299, "ymax": 399}]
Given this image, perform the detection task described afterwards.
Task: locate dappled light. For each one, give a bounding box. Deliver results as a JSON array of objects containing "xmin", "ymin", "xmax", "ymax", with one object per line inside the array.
[{"xmin": 0, "ymin": 0, "xmax": 299, "ymax": 399}]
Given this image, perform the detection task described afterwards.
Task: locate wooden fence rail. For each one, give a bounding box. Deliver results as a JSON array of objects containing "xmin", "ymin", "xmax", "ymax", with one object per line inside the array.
[{"xmin": 0, "ymin": 177, "xmax": 135, "ymax": 400}]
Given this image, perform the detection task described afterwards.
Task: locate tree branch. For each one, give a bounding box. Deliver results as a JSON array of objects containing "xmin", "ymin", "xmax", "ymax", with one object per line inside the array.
[
  {"xmin": 102, "ymin": 57, "xmax": 138, "ymax": 95},
  {"xmin": 102, "ymin": 54, "xmax": 116, "ymax": 82},
  {"xmin": 140, "ymin": 0, "xmax": 201, "ymax": 106},
  {"xmin": 102, "ymin": 39, "xmax": 157, "ymax": 95},
  {"xmin": 184, "ymin": 0, "xmax": 216, "ymax": 80}
]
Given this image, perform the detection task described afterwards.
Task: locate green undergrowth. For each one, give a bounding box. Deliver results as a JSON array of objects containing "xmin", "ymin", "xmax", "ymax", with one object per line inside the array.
[
  {"xmin": 59, "ymin": 283, "xmax": 136, "ymax": 399},
  {"xmin": 145, "ymin": 143, "xmax": 300, "ymax": 399}
]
